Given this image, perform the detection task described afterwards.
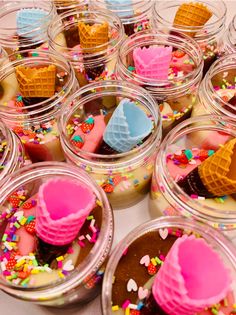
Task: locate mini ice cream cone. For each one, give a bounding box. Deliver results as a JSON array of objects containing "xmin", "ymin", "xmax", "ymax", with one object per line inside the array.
[
  {"xmin": 78, "ymin": 21, "xmax": 109, "ymax": 54},
  {"xmin": 178, "ymin": 138, "xmax": 236, "ymax": 197},
  {"xmin": 173, "ymin": 2, "xmax": 212, "ymax": 37},
  {"xmin": 152, "ymin": 235, "xmax": 231, "ymax": 315},
  {"xmin": 133, "ymin": 46, "xmax": 172, "ymax": 80},
  {"xmin": 198, "ymin": 138, "xmax": 236, "ymax": 197},
  {"xmin": 15, "ymin": 65, "xmax": 56, "ymax": 98},
  {"xmin": 36, "ymin": 178, "xmax": 96, "ymax": 246},
  {"xmin": 103, "ymin": 98, "xmax": 153, "ymax": 153},
  {"xmin": 36, "ymin": 178, "xmax": 96, "ymax": 264}
]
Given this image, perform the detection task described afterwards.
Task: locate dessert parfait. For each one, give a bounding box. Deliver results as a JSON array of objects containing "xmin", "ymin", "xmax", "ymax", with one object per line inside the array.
[
  {"xmin": 59, "ymin": 80, "xmax": 162, "ymax": 209},
  {"xmin": 48, "ymin": 8, "xmax": 124, "ymax": 87},
  {"xmin": 152, "ymin": 0, "xmax": 227, "ymax": 75},
  {"xmin": 102, "ymin": 217, "xmax": 236, "ymax": 315},
  {"xmin": 192, "ymin": 53, "xmax": 236, "ymax": 119},
  {"xmin": 91, "ymin": 0, "xmax": 152, "ymax": 36},
  {"xmin": 0, "ymin": 1, "xmax": 54, "ymax": 55},
  {"xmin": 149, "ymin": 115, "xmax": 236, "ymax": 241},
  {"xmin": 0, "ymin": 49, "xmax": 77, "ymax": 163},
  {"xmin": 223, "ymin": 14, "xmax": 236, "ymax": 55},
  {"xmin": 116, "ymin": 30, "xmax": 203, "ymax": 136},
  {"xmin": 0, "ymin": 120, "xmax": 25, "ymax": 184},
  {"xmin": 0, "ymin": 162, "xmax": 113, "ymax": 306}
]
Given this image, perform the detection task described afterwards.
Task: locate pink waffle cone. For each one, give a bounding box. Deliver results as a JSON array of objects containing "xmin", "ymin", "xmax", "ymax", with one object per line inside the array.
[
  {"xmin": 152, "ymin": 235, "xmax": 231, "ymax": 315},
  {"xmin": 36, "ymin": 177, "xmax": 96, "ymax": 246},
  {"xmin": 133, "ymin": 46, "xmax": 172, "ymax": 80}
]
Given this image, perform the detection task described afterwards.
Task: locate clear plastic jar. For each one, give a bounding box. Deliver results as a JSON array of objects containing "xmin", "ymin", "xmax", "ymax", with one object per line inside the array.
[
  {"xmin": 0, "ymin": 162, "xmax": 113, "ymax": 306},
  {"xmin": 0, "ymin": 49, "xmax": 77, "ymax": 163},
  {"xmin": 152, "ymin": 0, "xmax": 227, "ymax": 76},
  {"xmin": 90, "ymin": 0, "xmax": 152, "ymax": 36},
  {"xmin": 102, "ymin": 216, "xmax": 236, "ymax": 314},
  {"xmin": 0, "ymin": 1, "xmax": 55, "ymax": 55},
  {"xmin": 149, "ymin": 115, "xmax": 236, "ymax": 241},
  {"xmin": 48, "ymin": 9, "xmax": 124, "ymax": 87},
  {"xmin": 223, "ymin": 14, "xmax": 236, "ymax": 54},
  {"xmin": 59, "ymin": 80, "xmax": 162, "ymax": 209},
  {"xmin": 0, "ymin": 120, "xmax": 25, "ymax": 183},
  {"xmin": 53, "ymin": 0, "xmax": 88, "ymax": 15},
  {"xmin": 192, "ymin": 53, "xmax": 236, "ymax": 119},
  {"xmin": 116, "ymin": 30, "xmax": 203, "ymax": 136}
]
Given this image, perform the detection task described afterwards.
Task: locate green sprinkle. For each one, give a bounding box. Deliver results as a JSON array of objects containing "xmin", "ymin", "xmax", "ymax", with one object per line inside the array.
[
  {"xmin": 17, "ymin": 95, "xmax": 23, "ymax": 101},
  {"xmin": 155, "ymin": 256, "xmax": 163, "ymax": 265},
  {"xmin": 208, "ymin": 150, "xmax": 215, "ymax": 157},
  {"xmin": 87, "ymin": 215, "xmax": 94, "ymax": 221},
  {"xmin": 211, "ymin": 307, "xmax": 218, "ymax": 315},
  {"xmin": 2, "ymin": 234, "xmax": 7, "ymax": 242},
  {"xmin": 21, "ymin": 277, "xmax": 30, "ymax": 286},
  {"xmin": 128, "ymin": 66, "xmax": 135, "ymax": 71},
  {"xmin": 14, "ymin": 222, "xmax": 21, "ymax": 229},
  {"xmin": 32, "ymin": 52, "xmax": 39, "ymax": 57},
  {"xmin": 32, "ymin": 259, "xmax": 38, "ymax": 267},
  {"xmin": 184, "ymin": 149, "xmax": 193, "ymax": 160}
]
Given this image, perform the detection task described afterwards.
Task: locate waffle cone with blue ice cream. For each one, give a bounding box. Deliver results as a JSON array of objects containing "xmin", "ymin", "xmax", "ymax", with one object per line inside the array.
[{"xmin": 103, "ymin": 98, "xmax": 153, "ymax": 153}]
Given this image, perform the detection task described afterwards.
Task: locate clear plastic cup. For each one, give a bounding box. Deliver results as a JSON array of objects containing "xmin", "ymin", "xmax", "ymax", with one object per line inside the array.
[
  {"xmin": 0, "ymin": 49, "xmax": 77, "ymax": 162},
  {"xmin": 0, "ymin": 1, "xmax": 55, "ymax": 55},
  {"xmin": 90, "ymin": 0, "xmax": 152, "ymax": 36},
  {"xmin": 152, "ymin": 0, "xmax": 227, "ymax": 76},
  {"xmin": 192, "ymin": 53, "xmax": 236, "ymax": 119},
  {"xmin": 0, "ymin": 120, "xmax": 25, "ymax": 183},
  {"xmin": 0, "ymin": 162, "xmax": 113, "ymax": 306},
  {"xmin": 149, "ymin": 115, "xmax": 236, "ymax": 241},
  {"xmin": 102, "ymin": 216, "xmax": 236, "ymax": 314},
  {"xmin": 59, "ymin": 80, "xmax": 162, "ymax": 209},
  {"xmin": 48, "ymin": 8, "xmax": 124, "ymax": 87},
  {"xmin": 116, "ymin": 30, "xmax": 203, "ymax": 137}
]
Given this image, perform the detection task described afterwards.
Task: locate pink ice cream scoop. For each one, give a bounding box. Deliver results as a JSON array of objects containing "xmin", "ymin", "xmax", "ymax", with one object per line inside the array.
[
  {"xmin": 36, "ymin": 177, "xmax": 96, "ymax": 246},
  {"xmin": 152, "ymin": 235, "xmax": 232, "ymax": 315}
]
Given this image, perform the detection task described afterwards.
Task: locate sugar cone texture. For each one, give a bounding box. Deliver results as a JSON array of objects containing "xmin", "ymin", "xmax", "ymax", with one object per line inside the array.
[
  {"xmin": 199, "ymin": 138, "xmax": 236, "ymax": 197},
  {"xmin": 173, "ymin": 2, "xmax": 212, "ymax": 37},
  {"xmin": 15, "ymin": 65, "xmax": 56, "ymax": 98},
  {"xmin": 78, "ymin": 22, "xmax": 109, "ymax": 54}
]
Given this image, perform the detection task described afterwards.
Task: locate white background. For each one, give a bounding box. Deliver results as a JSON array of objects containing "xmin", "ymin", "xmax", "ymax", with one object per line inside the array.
[{"xmin": 0, "ymin": 1, "xmax": 235, "ymax": 314}]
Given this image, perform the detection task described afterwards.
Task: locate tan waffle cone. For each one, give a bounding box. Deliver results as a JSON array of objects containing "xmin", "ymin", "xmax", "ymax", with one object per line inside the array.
[
  {"xmin": 78, "ymin": 21, "xmax": 109, "ymax": 54},
  {"xmin": 16, "ymin": 65, "xmax": 56, "ymax": 98},
  {"xmin": 173, "ymin": 2, "xmax": 212, "ymax": 37},
  {"xmin": 198, "ymin": 138, "xmax": 236, "ymax": 196}
]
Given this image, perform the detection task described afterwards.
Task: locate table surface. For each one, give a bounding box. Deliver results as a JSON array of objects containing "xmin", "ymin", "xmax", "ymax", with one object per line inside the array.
[{"xmin": 0, "ymin": 1, "xmax": 236, "ymax": 314}]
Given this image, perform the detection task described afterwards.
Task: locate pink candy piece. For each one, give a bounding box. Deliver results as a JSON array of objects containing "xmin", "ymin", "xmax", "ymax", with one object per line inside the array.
[
  {"xmin": 36, "ymin": 178, "xmax": 96, "ymax": 246},
  {"xmin": 133, "ymin": 46, "xmax": 172, "ymax": 80},
  {"xmin": 170, "ymin": 53, "xmax": 194, "ymax": 74},
  {"xmin": 71, "ymin": 115, "xmax": 106, "ymax": 153},
  {"xmin": 152, "ymin": 235, "xmax": 231, "ymax": 315}
]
